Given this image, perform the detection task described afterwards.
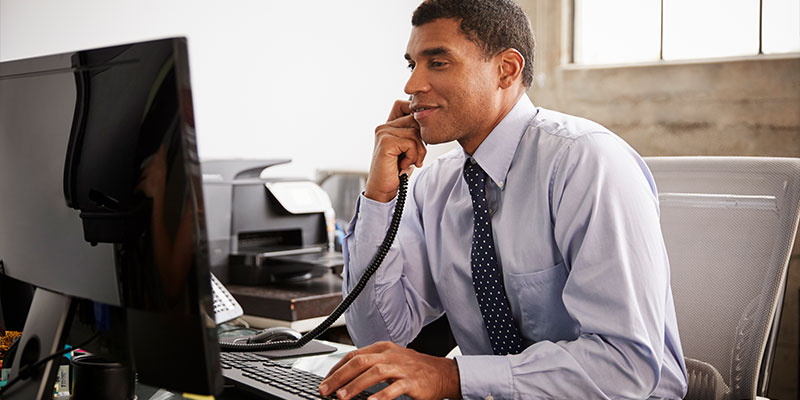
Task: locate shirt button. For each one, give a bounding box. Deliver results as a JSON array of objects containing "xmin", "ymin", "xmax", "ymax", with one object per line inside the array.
[{"xmin": 497, "ymin": 181, "xmax": 504, "ymax": 189}]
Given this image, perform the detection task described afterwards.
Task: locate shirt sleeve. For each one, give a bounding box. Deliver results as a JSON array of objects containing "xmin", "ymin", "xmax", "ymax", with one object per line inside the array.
[
  {"xmin": 456, "ymin": 133, "xmax": 684, "ymax": 399},
  {"xmin": 342, "ymin": 171, "xmax": 444, "ymax": 348}
]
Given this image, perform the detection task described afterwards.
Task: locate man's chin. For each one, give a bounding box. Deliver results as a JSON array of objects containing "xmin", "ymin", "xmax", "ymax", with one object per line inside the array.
[{"xmin": 420, "ymin": 127, "xmax": 449, "ymax": 145}]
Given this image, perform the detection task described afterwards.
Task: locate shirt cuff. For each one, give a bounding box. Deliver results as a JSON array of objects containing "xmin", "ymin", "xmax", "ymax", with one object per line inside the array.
[
  {"xmin": 455, "ymin": 355, "xmax": 514, "ymax": 400},
  {"xmin": 356, "ymin": 192, "xmax": 397, "ymax": 228}
]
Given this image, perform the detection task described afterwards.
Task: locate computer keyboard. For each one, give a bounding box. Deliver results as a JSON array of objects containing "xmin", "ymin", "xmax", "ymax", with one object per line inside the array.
[{"xmin": 220, "ymin": 352, "xmax": 372, "ymax": 399}]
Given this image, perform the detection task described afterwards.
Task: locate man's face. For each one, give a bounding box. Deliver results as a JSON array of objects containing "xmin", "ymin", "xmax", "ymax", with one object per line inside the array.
[{"xmin": 404, "ymin": 18, "xmax": 500, "ymax": 150}]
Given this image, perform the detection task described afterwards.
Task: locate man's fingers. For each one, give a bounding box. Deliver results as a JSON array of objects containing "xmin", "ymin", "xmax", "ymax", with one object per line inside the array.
[
  {"xmin": 368, "ymin": 380, "xmax": 409, "ymax": 400},
  {"xmin": 384, "ymin": 113, "xmax": 418, "ymax": 129},
  {"xmin": 378, "ymin": 126, "xmax": 425, "ymax": 160},
  {"xmin": 320, "ymin": 353, "xmax": 379, "ymax": 396},
  {"xmin": 375, "ymin": 134, "xmax": 423, "ymax": 170},
  {"xmin": 336, "ymin": 363, "xmax": 399, "ymax": 400},
  {"xmin": 393, "ymin": 140, "xmax": 423, "ymax": 172},
  {"xmin": 395, "ymin": 137, "xmax": 426, "ymax": 170},
  {"xmin": 386, "ymin": 99, "xmax": 412, "ymax": 122},
  {"xmin": 325, "ymin": 347, "xmax": 360, "ymax": 379},
  {"xmin": 320, "ymin": 342, "xmax": 394, "ymax": 395},
  {"xmin": 375, "ymin": 122, "xmax": 419, "ymax": 142},
  {"xmin": 385, "ymin": 114, "xmax": 425, "ymax": 166}
]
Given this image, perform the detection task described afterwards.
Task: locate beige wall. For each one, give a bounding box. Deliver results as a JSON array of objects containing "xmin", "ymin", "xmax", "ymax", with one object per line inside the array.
[{"xmin": 518, "ymin": 0, "xmax": 800, "ymax": 398}]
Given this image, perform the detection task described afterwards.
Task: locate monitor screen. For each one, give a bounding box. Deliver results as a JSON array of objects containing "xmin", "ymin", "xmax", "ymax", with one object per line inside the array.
[
  {"xmin": 0, "ymin": 276, "xmax": 34, "ymax": 333},
  {"xmin": 0, "ymin": 38, "xmax": 222, "ymax": 396}
]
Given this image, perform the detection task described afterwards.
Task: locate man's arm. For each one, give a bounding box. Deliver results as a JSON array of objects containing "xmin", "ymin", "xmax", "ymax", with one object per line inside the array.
[
  {"xmin": 341, "ymin": 177, "xmax": 443, "ymax": 347},
  {"xmin": 322, "ymin": 100, "xmax": 458, "ymax": 399},
  {"xmin": 331, "ymin": 198, "xmax": 460, "ymax": 400},
  {"xmin": 340, "ymin": 99, "xmax": 442, "ymax": 347}
]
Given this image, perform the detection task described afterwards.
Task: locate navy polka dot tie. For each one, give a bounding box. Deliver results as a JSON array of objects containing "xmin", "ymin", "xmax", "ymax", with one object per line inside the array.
[{"xmin": 464, "ymin": 160, "xmax": 525, "ymax": 356}]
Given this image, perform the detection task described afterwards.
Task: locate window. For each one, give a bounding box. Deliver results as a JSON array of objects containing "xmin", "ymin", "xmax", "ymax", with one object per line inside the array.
[
  {"xmin": 574, "ymin": 0, "xmax": 661, "ymax": 64},
  {"xmin": 762, "ymin": 0, "xmax": 800, "ymax": 54},
  {"xmin": 573, "ymin": 0, "xmax": 800, "ymax": 65}
]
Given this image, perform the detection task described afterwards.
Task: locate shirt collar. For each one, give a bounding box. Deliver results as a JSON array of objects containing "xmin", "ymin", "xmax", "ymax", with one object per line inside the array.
[{"xmin": 464, "ymin": 94, "xmax": 537, "ymax": 190}]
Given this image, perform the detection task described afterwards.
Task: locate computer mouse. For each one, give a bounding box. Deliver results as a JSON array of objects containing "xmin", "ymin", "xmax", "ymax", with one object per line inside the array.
[{"xmin": 246, "ymin": 327, "xmax": 303, "ymax": 344}]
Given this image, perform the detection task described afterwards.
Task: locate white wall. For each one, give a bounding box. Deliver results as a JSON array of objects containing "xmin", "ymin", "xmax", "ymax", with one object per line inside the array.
[{"xmin": 0, "ymin": 0, "xmax": 430, "ymax": 178}]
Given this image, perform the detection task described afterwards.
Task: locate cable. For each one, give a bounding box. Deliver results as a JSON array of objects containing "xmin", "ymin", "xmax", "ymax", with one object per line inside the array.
[
  {"xmin": 220, "ymin": 173, "xmax": 409, "ymax": 352},
  {"xmin": 0, "ymin": 331, "xmax": 100, "ymax": 396}
]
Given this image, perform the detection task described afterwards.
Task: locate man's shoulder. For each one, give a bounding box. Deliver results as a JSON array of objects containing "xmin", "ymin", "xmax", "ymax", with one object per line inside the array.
[
  {"xmin": 524, "ymin": 107, "xmax": 636, "ymax": 161},
  {"xmin": 518, "ymin": 107, "xmax": 643, "ymax": 178},
  {"xmin": 530, "ymin": 107, "xmax": 614, "ymax": 142}
]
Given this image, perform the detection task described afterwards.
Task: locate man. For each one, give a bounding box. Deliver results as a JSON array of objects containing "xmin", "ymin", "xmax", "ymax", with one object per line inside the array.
[{"xmin": 320, "ymin": 1, "xmax": 688, "ymax": 398}]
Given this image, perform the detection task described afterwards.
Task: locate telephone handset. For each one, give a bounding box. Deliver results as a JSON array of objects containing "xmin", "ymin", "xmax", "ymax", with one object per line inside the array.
[{"xmin": 220, "ymin": 156, "xmax": 409, "ymax": 352}]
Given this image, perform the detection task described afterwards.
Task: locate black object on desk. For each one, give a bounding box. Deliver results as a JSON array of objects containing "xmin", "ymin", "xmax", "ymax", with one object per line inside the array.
[
  {"xmin": 229, "ymin": 250, "xmax": 344, "ymax": 285},
  {"xmin": 227, "ymin": 272, "xmax": 344, "ymax": 325},
  {"xmin": 70, "ymin": 354, "xmax": 134, "ymax": 400}
]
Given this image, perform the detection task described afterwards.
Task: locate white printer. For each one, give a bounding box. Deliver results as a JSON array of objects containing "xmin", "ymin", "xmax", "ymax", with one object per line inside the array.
[{"xmin": 202, "ymin": 160, "xmax": 342, "ymax": 284}]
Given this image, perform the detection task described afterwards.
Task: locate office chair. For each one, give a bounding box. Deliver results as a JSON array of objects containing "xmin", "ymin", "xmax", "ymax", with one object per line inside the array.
[
  {"xmin": 316, "ymin": 170, "xmax": 368, "ymax": 225},
  {"xmin": 645, "ymin": 157, "xmax": 800, "ymax": 400}
]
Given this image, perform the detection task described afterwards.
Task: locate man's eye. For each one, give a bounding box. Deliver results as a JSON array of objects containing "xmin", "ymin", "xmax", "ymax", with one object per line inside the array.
[
  {"xmin": 430, "ymin": 61, "xmax": 447, "ymax": 68},
  {"xmin": 407, "ymin": 63, "xmax": 416, "ymax": 71}
]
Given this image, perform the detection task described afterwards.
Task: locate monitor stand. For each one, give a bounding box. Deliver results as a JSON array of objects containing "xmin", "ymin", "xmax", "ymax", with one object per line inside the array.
[{"xmin": 4, "ymin": 288, "xmax": 74, "ymax": 400}]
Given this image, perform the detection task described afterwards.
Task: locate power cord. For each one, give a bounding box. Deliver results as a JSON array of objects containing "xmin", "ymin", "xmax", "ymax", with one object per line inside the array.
[
  {"xmin": 0, "ymin": 331, "xmax": 100, "ymax": 396},
  {"xmin": 220, "ymin": 172, "xmax": 409, "ymax": 351}
]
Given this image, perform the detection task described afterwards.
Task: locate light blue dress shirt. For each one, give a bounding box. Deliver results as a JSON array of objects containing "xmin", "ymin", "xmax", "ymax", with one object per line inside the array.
[{"xmin": 342, "ymin": 95, "xmax": 688, "ymax": 399}]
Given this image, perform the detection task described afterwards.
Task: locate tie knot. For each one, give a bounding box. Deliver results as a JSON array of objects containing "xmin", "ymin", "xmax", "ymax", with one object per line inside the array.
[{"xmin": 464, "ymin": 160, "xmax": 487, "ymax": 197}]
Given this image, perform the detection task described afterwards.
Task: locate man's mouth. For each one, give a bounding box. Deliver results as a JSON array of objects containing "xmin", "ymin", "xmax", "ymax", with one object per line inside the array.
[{"xmin": 411, "ymin": 104, "xmax": 439, "ymax": 121}]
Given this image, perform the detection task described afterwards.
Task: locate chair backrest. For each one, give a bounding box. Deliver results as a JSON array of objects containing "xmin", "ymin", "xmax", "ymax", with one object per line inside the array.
[
  {"xmin": 645, "ymin": 157, "xmax": 800, "ymax": 399},
  {"xmin": 317, "ymin": 170, "xmax": 368, "ymax": 224}
]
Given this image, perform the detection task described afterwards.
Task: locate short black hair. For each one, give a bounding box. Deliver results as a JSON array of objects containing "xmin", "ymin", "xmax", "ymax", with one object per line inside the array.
[{"xmin": 412, "ymin": 0, "xmax": 535, "ymax": 88}]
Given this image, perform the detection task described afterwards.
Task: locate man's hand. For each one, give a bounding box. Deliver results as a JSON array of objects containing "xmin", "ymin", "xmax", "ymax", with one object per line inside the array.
[
  {"xmin": 318, "ymin": 341, "xmax": 461, "ymax": 400},
  {"xmin": 364, "ymin": 100, "xmax": 427, "ymax": 203}
]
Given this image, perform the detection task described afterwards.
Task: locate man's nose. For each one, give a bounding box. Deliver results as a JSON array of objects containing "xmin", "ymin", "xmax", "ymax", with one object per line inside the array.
[{"xmin": 404, "ymin": 68, "xmax": 430, "ymax": 96}]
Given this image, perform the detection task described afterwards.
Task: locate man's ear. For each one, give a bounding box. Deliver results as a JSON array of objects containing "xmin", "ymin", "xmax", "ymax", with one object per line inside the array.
[{"xmin": 497, "ymin": 48, "xmax": 524, "ymax": 89}]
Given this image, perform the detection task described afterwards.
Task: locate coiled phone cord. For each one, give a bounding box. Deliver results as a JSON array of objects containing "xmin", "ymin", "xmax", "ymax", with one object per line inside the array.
[{"xmin": 220, "ymin": 172, "xmax": 409, "ymax": 351}]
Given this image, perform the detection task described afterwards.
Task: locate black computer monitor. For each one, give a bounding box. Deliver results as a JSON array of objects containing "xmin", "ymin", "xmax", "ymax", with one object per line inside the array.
[
  {"xmin": 0, "ymin": 38, "xmax": 222, "ymax": 397},
  {"xmin": 0, "ymin": 276, "xmax": 34, "ymax": 334}
]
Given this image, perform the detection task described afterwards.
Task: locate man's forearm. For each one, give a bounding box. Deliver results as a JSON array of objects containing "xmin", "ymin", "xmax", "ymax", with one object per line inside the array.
[{"xmin": 342, "ymin": 192, "xmax": 441, "ymax": 348}]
